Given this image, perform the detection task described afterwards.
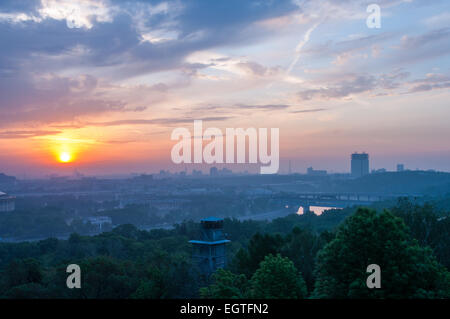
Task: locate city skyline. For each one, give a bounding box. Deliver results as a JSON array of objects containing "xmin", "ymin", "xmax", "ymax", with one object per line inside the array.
[
  {"xmin": 0, "ymin": 0, "xmax": 449, "ymax": 177},
  {"xmin": 0, "ymin": 152, "xmax": 438, "ymax": 179}
]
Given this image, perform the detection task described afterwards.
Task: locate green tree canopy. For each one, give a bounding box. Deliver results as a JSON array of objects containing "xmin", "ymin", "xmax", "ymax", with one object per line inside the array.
[
  {"xmin": 312, "ymin": 208, "xmax": 450, "ymax": 298},
  {"xmin": 199, "ymin": 268, "xmax": 248, "ymax": 299},
  {"xmin": 250, "ymin": 254, "xmax": 307, "ymax": 299},
  {"xmin": 5, "ymin": 258, "xmax": 43, "ymax": 288},
  {"xmin": 233, "ymin": 232, "xmax": 284, "ymax": 278}
]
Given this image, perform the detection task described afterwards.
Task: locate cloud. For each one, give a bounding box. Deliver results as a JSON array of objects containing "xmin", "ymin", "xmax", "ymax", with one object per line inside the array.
[
  {"xmin": 297, "ymin": 68, "xmax": 449, "ymax": 101},
  {"xmin": 378, "ymin": 69, "xmax": 411, "ymax": 90},
  {"xmin": 289, "ymin": 108, "xmax": 326, "ymax": 113},
  {"xmin": 401, "ymin": 27, "xmax": 450, "ymax": 50},
  {"xmin": 406, "ymin": 73, "xmax": 450, "ymax": 93},
  {"xmin": 298, "ymin": 74, "xmax": 377, "ymax": 100},
  {"xmin": 38, "ymin": 0, "xmax": 115, "ymax": 29},
  {"xmin": 423, "ymin": 12, "xmax": 450, "ymax": 29},
  {"xmin": 0, "ymin": 0, "xmax": 301, "ymax": 128},
  {"xmin": 0, "ymin": 0, "xmax": 297, "ymax": 78},
  {"xmin": 189, "ymin": 103, "xmax": 294, "ymax": 115},
  {"xmin": 304, "ymin": 32, "xmax": 395, "ymax": 60},
  {"xmin": 0, "ymin": 72, "xmax": 137, "ymax": 125},
  {"xmin": 84, "ymin": 116, "xmax": 233, "ymax": 127},
  {"xmin": 287, "ymin": 21, "xmax": 321, "ymax": 74},
  {"xmin": 173, "ymin": 0, "xmax": 297, "ymax": 37},
  {"xmin": 236, "ymin": 62, "xmax": 282, "ymax": 77},
  {"xmin": 392, "ymin": 27, "xmax": 450, "ymax": 64},
  {"xmin": 235, "ymin": 104, "xmax": 290, "ymax": 110},
  {"xmin": 0, "ymin": 130, "xmax": 62, "ymax": 139},
  {"xmin": 0, "ymin": 66, "xmax": 185, "ymax": 127},
  {"xmin": 0, "ymin": 0, "xmax": 449, "ymax": 135}
]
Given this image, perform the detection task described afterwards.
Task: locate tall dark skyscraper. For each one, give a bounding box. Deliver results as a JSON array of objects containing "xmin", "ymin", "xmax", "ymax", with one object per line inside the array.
[{"xmin": 351, "ymin": 153, "xmax": 369, "ymax": 178}]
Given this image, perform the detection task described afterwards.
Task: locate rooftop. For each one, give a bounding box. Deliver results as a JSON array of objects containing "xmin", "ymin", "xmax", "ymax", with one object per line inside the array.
[
  {"xmin": 189, "ymin": 239, "xmax": 230, "ymax": 245},
  {"xmin": 201, "ymin": 216, "xmax": 223, "ymax": 222}
]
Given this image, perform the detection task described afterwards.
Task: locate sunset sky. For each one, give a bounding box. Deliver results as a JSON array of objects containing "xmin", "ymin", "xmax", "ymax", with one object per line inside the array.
[{"xmin": 0, "ymin": 0, "xmax": 449, "ymax": 177}]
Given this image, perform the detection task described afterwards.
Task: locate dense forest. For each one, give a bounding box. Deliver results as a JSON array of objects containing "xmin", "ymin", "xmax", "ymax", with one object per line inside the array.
[{"xmin": 0, "ymin": 198, "xmax": 449, "ymax": 299}]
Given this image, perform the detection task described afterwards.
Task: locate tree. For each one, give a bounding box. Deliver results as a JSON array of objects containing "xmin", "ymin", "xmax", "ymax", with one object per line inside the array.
[
  {"xmin": 5, "ymin": 283, "xmax": 49, "ymax": 299},
  {"xmin": 249, "ymin": 254, "xmax": 307, "ymax": 299},
  {"xmin": 391, "ymin": 199, "xmax": 450, "ymax": 269},
  {"xmin": 281, "ymin": 227, "xmax": 325, "ymax": 291},
  {"xmin": 131, "ymin": 279, "xmax": 164, "ymax": 299},
  {"xmin": 233, "ymin": 233, "xmax": 284, "ymax": 277},
  {"xmin": 75, "ymin": 256, "xmax": 139, "ymax": 298},
  {"xmin": 312, "ymin": 208, "xmax": 450, "ymax": 298},
  {"xmin": 199, "ymin": 268, "xmax": 248, "ymax": 298},
  {"xmin": 5, "ymin": 258, "xmax": 43, "ymax": 288}
]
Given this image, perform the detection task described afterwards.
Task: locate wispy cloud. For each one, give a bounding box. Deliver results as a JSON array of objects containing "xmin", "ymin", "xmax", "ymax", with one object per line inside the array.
[
  {"xmin": 84, "ymin": 116, "xmax": 233, "ymax": 127},
  {"xmin": 406, "ymin": 73, "xmax": 450, "ymax": 94},
  {"xmin": 287, "ymin": 21, "xmax": 321, "ymax": 74},
  {"xmin": 289, "ymin": 108, "xmax": 326, "ymax": 114},
  {"xmin": 235, "ymin": 104, "xmax": 290, "ymax": 110},
  {"xmin": 0, "ymin": 130, "xmax": 62, "ymax": 139}
]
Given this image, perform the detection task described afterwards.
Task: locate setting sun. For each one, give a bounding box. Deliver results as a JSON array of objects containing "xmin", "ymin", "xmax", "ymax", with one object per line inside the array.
[{"xmin": 59, "ymin": 152, "xmax": 72, "ymax": 163}]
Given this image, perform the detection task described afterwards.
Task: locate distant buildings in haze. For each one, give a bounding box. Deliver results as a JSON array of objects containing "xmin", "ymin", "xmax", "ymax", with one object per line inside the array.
[
  {"xmin": 210, "ymin": 167, "xmax": 232, "ymax": 176},
  {"xmin": 210, "ymin": 167, "xmax": 218, "ymax": 176},
  {"xmin": 0, "ymin": 191, "xmax": 15, "ymax": 212},
  {"xmin": 82, "ymin": 216, "xmax": 112, "ymax": 231},
  {"xmin": 307, "ymin": 167, "xmax": 327, "ymax": 176},
  {"xmin": 0, "ymin": 173, "xmax": 16, "ymax": 184},
  {"xmin": 192, "ymin": 169, "xmax": 203, "ymax": 177}
]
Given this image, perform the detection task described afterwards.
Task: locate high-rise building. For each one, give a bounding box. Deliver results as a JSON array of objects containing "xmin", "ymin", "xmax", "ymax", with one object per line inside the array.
[
  {"xmin": 351, "ymin": 153, "xmax": 369, "ymax": 178},
  {"xmin": 189, "ymin": 217, "xmax": 230, "ymax": 275},
  {"xmin": 397, "ymin": 164, "xmax": 404, "ymax": 172}
]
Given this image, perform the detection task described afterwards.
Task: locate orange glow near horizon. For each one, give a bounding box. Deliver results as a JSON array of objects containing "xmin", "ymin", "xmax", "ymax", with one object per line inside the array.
[{"xmin": 36, "ymin": 134, "xmax": 97, "ymax": 165}]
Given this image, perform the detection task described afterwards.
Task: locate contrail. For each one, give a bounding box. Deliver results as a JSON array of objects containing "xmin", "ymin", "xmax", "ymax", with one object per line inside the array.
[{"xmin": 287, "ymin": 21, "xmax": 321, "ymax": 74}]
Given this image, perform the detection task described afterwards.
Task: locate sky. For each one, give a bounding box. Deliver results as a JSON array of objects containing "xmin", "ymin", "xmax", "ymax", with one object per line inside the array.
[{"xmin": 0, "ymin": 0, "xmax": 449, "ymax": 177}]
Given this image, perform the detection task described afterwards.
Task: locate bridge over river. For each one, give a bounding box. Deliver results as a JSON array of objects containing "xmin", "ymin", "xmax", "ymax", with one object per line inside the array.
[{"xmin": 271, "ymin": 192, "xmax": 422, "ymax": 212}]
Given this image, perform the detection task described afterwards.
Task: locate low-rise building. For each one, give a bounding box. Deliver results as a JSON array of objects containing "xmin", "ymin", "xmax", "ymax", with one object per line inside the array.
[
  {"xmin": 0, "ymin": 191, "xmax": 15, "ymax": 212},
  {"xmin": 83, "ymin": 216, "xmax": 112, "ymax": 231},
  {"xmin": 307, "ymin": 167, "xmax": 327, "ymax": 176}
]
